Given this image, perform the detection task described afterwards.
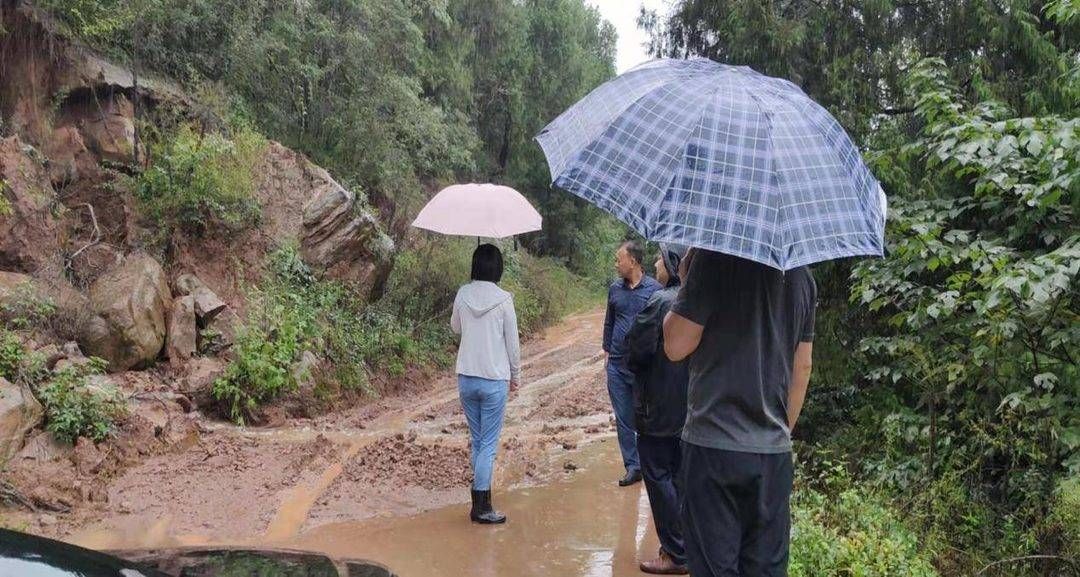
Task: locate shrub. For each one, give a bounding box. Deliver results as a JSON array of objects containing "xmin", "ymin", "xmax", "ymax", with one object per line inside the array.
[
  {"xmin": 0, "ymin": 281, "xmax": 56, "ymax": 331},
  {"xmin": 211, "ymin": 289, "xmax": 314, "ymax": 425},
  {"xmin": 1047, "ymin": 477, "xmax": 1080, "ymax": 563},
  {"xmin": 0, "ymin": 330, "xmax": 23, "ymax": 382},
  {"xmin": 0, "ymin": 329, "xmax": 49, "ymax": 389},
  {"xmin": 136, "ymin": 125, "xmax": 264, "ymax": 238},
  {"xmin": 790, "ymin": 486, "xmax": 939, "ymax": 577},
  {"xmin": 35, "ymin": 358, "xmax": 125, "ymax": 443}
]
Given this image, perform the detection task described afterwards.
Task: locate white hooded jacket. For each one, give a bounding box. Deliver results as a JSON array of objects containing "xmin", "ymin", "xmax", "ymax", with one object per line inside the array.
[{"xmin": 451, "ymin": 281, "xmax": 521, "ymax": 382}]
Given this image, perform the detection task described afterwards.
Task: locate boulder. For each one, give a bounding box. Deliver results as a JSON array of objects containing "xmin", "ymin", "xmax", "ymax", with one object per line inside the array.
[
  {"xmin": 201, "ymin": 306, "xmax": 239, "ymax": 354},
  {"xmin": 68, "ymin": 243, "xmax": 123, "ymax": 288},
  {"xmin": 165, "ymin": 295, "xmax": 196, "ymax": 365},
  {"xmin": 0, "ymin": 137, "xmax": 62, "ymax": 273},
  {"xmin": 0, "ymin": 376, "xmax": 44, "ymax": 462},
  {"xmin": 77, "ymin": 93, "xmax": 140, "ymax": 165},
  {"xmin": 172, "ymin": 274, "xmax": 226, "ymax": 322},
  {"xmin": 79, "ymin": 253, "xmax": 171, "ymax": 371},
  {"xmin": 180, "ymin": 357, "xmax": 227, "ymax": 395},
  {"xmin": 173, "ymin": 273, "xmax": 203, "ymax": 297},
  {"xmin": 191, "ymin": 287, "xmax": 226, "ymax": 322},
  {"xmin": 300, "ymin": 172, "xmax": 394, "ymax": 292},
  {"xmin": 292, "ymin": 351, "xmax": 320, "ymax": 394},
  {"xmin": 33, "ymin": 344, "xmax": 64, "ymax": 369},
  {"xmin": 15, "ymin": 430, "xmax": 72, "ymax": 462}
]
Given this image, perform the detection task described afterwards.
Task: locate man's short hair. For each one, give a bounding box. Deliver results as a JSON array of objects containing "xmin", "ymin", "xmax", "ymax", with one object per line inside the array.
[{"xmin": 620, "ymin": 240, "xmax": 645, "ymax": 267}]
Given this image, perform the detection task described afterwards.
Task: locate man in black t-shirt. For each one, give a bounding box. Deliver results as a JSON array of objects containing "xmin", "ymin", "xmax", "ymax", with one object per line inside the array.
[{"xmin": 663, "ymin": 249, "xmax": 816, "ymax": 577}]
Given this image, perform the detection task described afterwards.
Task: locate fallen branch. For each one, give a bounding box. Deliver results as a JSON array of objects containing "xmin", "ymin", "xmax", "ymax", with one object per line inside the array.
[
  {"xmin": 66, "ymin": 203, "xmax": 102, "ymax": 271},
  {"xmin": 0, "ymin": 479, "xmax": 36, "ymax": 511}
]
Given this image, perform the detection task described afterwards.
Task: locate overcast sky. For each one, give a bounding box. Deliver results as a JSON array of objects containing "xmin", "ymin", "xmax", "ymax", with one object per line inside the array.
[{"xmin": 586, "ymin": 0, "xmax": 670, "ymax": 72}]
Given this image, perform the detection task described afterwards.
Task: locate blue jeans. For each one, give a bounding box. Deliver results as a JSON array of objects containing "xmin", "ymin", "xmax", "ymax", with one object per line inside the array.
[
  {"xmin": 458, "ymin": 375, "xmax": 508, "ymax": 490},
  {"xmin": 606, "ymin": 359, "xmax": 639, "ymax": 472}
]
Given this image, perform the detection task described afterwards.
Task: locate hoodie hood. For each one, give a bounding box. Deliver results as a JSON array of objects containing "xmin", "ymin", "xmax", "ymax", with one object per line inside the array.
[
  {"xmin": 660, "ymin": 243, "xmax": 689, "ymax": 287},
  {"xmin": 459, "ymin": 281, "xmax": 512, "ymax": 317}
]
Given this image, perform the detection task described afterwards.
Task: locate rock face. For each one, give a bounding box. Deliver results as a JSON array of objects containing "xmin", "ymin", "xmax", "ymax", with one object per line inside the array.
[
  {"xmin": 0, "ymin": 377, "xmax": 44, "ymax": 463},
  {"xmin": 42, "ymin": 125, "xmax": 93, "ymax": 187},
  {"xmin": 0, "ymin": 270, "xmax": 91, "ymax": 340},
  {"xmin": 72, "ymin": 93, "xmax": 141, "ymax": 165},
  {"xmin": 300, "ymin": 173, "xmax": 394, "ymax": 291},
  {"xmin": 80, "ymin": 253, "xmax": 172, "ymax": 371},
  {"xmin": 256, "ymin": 143, "xmax": 394, "ymax": 297},
  {"xmin": 0, "ymin": 137, "xmax": 62, "ymax": 273},
  {"xmin": 166, "ymin": 295, "xmax": 197, "ymax": 365}
]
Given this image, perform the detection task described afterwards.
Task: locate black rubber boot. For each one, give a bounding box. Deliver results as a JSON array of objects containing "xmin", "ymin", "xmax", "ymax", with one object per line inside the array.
[{"xmin": 470, "ymin": 490, "xmax": 507, "ymax": 524}]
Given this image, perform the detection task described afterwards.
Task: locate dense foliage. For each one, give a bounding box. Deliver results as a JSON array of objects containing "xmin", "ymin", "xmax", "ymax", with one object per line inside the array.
[
  {"xmin": 646, "ymin": 0, "xmax": 1078, "ymax": 574},
  {"xmin": 42, "ymin": 0, "xmax": 623, "ymax": 275},
  {"xmin": 135, "ymin": 124, "xmax": 264, "ymax": 239}
]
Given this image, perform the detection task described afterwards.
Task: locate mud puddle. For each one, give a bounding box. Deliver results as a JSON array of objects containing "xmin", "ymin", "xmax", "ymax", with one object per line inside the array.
[{"xmin": 283, "ymin": 441, "xmax": 661, "ymax": 577}]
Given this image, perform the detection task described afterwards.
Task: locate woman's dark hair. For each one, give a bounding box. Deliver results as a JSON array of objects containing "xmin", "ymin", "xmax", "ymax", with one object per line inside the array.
[{"xmin": 471, "ymin": 243, "xmax": 504, "ymax": 283}]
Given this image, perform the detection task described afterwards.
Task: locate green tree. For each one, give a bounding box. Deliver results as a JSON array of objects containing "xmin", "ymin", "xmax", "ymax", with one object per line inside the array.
[{"xmin": 646, "ymin": 1, "xmax": 1078, "ymax": 573}]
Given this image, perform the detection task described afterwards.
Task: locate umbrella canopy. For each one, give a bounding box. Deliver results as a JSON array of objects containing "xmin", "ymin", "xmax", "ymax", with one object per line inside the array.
[
  {"xmin": 412, "ymin": 183, "xmax": 542, "ymax": 238},
  {"xmin": 535, "ymin": 57, "xmax": 886, "ymax": 270}
]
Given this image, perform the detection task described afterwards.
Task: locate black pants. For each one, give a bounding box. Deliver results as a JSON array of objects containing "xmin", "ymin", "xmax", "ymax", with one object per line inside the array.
[
  {"xmin": 680, "ymin": 443, "xmax": 793, "ymax": 577},
  {"xmin": 638, "ymin": 434, "xmax": 686, "ymax": 565}
]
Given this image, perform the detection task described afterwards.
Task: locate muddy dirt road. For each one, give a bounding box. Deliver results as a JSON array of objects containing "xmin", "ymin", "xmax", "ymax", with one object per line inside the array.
[{"xmin": 66, "ymin": 309, "xmax": 664, "ymax": 576}]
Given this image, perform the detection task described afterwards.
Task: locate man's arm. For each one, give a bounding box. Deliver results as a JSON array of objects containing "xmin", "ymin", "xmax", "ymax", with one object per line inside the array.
[
  {"xmin": 663, "ymin": 310, "xmax": 704, "ymax": 362},
  {"xmin": 787, "ymin": 342, "xmax": 813, "ymax": 432},
  {"xmin": 664, "ymin": 251, "xmax": 716, "ymax": 362}
]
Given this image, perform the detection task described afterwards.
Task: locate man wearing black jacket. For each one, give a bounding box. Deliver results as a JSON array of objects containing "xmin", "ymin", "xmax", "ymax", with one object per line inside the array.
[{"xmin": 627, "ymin": 245, "xmax": 691, "ymax": 575}]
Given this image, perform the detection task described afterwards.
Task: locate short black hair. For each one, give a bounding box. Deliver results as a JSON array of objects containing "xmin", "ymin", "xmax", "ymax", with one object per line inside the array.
[
  {"xmin": 471, "ymin": 243, "xmax": 504, "ymax": 283},
  {"xmin": 620, "ymin": 240, "xmax": 644, "ymax": 267}
]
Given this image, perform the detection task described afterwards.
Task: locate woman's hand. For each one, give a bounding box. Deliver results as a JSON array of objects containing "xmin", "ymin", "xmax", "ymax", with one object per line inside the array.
[{"xmin": 510, "ymin": 379, "xmax": 520, "ymax": 392}]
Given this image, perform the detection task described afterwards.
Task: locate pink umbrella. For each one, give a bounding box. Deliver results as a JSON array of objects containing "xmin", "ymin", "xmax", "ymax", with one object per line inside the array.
[{"xmin": 411, "ymin": 183, "xmax": 542, "ymax": 238}]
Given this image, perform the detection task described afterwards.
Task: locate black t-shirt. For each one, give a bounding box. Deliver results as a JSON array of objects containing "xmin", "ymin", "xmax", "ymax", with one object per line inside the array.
[{"xmin": 671, "ymin": 250, "xmax": 816, "ymax": 453}]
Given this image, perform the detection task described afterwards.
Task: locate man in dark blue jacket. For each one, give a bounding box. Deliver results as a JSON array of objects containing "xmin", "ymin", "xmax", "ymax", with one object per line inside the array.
[
  {"xmin": 603, "ymin": 240, "xmax": 662, "ymax": 486},
  {"xmin": 628, "ymin": 245, "xmax": 691, "ymax": 575}
]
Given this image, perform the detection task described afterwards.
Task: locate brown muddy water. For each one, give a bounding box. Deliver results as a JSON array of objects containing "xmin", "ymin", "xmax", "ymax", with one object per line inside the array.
[
  {"xmin": 73, "ymin": 440, "xmax": 661, "ymax": 577},
  {"xmin": 285, "ymin": 441, "xmax": 661, "ymax": 577}
]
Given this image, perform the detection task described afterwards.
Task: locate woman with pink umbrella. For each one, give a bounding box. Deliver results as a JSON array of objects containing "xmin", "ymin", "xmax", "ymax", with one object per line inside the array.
[{"xmin": 413, "ymin": 183, "xmax": 542, "ymax": 525}]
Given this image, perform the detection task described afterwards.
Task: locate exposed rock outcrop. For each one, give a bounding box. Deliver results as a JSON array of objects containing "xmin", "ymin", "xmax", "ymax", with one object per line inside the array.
[
  {"xmin": 0, "ymin": 137, "xmax": 62, "ymax": 274},
  {"xmin": 0, "ymin": 376, "xmax": 44, "ymax": 462}
]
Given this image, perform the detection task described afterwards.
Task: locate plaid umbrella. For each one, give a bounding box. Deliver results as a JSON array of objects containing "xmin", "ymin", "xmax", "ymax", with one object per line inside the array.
[{"xmin": 535, "ymin": 58, "xmax": 886, "ymax": 270}]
